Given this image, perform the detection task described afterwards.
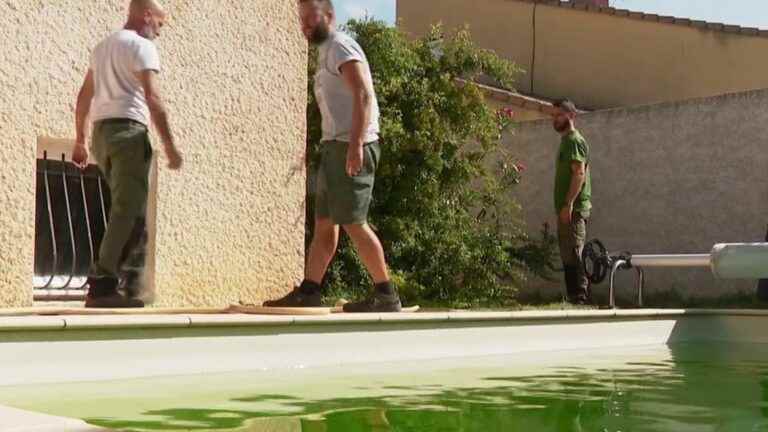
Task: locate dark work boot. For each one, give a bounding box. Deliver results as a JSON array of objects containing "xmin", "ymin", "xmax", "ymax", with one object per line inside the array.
[
  {"xmin": 563, "ymin": 265, "xmax": 577, "ymax": 300},
  {"xmin": 575, "ymin": 266, "xmax": 592, "ymax": 305},
  {"xmin": 118, "ymin": 270, "xmax": 143, "ymax": 300},
  {"xmin": 343, "ymin": 282, "xmax": 402, "ymax": 313},
  {"xmin": 85, "ymin": 276, "xmax": 144, "ymax": 308},
  {"xmin": 262, "ymin": 280, "xmax": 322, "ymax": 308}
]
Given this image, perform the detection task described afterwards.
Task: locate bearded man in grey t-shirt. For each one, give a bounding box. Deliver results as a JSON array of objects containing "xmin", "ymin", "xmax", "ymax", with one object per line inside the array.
[{"xmin": 264, "ymin": 0, "xmax": 402, "ymax": 312}]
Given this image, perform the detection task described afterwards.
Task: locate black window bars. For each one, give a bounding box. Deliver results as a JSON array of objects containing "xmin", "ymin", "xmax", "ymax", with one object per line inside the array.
[{"xmin": 34, "ymin": 152, "xmax": 111, "ymax": 301}]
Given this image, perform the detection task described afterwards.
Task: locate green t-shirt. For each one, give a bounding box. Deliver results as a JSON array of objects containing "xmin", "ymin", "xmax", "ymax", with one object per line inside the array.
[{"xmin": 554, "ymin": 130, "xmax": 592, "ymax": 213}]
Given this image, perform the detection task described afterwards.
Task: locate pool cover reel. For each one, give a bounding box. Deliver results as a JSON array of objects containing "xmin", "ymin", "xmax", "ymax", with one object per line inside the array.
[
  {"xmin": 583, "ymin": 239, "xmax": 768, "ymax": 285},
  {"xmin": 582, "ymin": 238, "xmax": 768, "ymax": 308}
]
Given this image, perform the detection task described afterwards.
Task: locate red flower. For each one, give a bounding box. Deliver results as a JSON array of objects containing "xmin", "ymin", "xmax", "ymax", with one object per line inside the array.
[{"xmin": 496, "ymin": 107, "xmax": 516, "ymax": 119}]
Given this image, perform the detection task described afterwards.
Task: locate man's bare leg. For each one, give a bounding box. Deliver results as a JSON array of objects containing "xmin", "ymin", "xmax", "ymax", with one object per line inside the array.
[
  {"xmin": 305, "ymin": 217, "xmax": 340, "ymax": 283},
  {"xmin": 342, "ymin": 223, "xmax": 389, "ymax": 283},
  {"xmin": 341, "ymin": 223, "xmax": 401, "ymax": 312},
  {"xmin": 262, "ymin": 216, "xmax": 338, "ymax": 307}
]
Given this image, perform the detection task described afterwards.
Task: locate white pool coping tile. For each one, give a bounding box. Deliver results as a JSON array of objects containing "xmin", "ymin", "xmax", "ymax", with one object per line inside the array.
[
  {"xmin": 62, "ymin": 315, "xmax": 192, "ymax": 329},
  {"xmin": 379, "ymin": 312, "xmax": 451, "ymax": 322},
  {"xmin": 187, "ymin": 314, "xmax": 295, "ymax": 327},
  {"xmin": 446, "ymin": 312, "xmax": 517, "ymax": 321},
  {"xmin": 565, "ymin": 309, "xmax": 617, "ymax": 319},
  {"xmin": 1, "ymin": 309, "xmax": 767, "ymax": 332},
  {"xmin": 293, "ymin": 314, "xmax": 383, "ymax": 324},
  {"xmin": 0, "ymin": 316, "xmax": 66, "ymax": 331},
  {"xmin": 503, "ymin": 310, "xmax": 575, "ymax": 320}
]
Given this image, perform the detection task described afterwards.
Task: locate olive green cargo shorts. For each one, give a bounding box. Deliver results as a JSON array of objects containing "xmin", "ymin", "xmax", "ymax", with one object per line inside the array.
[{"xmin": 315, "ymin": 140, "xmax": 380, "ymax": 225}]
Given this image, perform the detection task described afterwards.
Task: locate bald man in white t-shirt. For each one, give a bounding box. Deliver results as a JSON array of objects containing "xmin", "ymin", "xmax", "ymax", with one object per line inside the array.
[{"xmin": 72, "ymin": 0, "xmax": 182, "ymax": 308}]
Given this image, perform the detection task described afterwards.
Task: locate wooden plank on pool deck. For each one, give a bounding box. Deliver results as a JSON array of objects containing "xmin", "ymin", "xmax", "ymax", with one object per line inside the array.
[
  {"xmin": 0, "ymin": 305, "xmax": 330, "ymax": 317},
  {"xmin": 227, "ymin": 304, "xmax": 332, "ymax": 315},
  {"xmin": 330, "ymin": 305, "xmax": 422, "ymax": 313},
  {"xmin": 0, "ymin": 304, "xmax": 422, "ymax": 317}
]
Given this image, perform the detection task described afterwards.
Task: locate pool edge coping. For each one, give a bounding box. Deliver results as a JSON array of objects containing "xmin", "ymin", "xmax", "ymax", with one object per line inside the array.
[{"xmin": 0, "ymin": 308, "xmax": 764, "ymax": 332}]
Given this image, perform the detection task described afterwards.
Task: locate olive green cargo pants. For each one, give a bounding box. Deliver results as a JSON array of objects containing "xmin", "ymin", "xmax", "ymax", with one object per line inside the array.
[{"xmin": 89, "ymin": 119, "xmax": 151, "ymax": 286}]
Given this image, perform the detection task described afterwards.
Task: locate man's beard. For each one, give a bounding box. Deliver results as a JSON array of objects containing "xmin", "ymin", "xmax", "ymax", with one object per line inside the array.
[
  {"xmin": 553, "ymin": 119, "xmax": 570, "ymax": 133},
  {"xmin": 309, "ymin": 24, "xmax": 330, "ymax": 45}
]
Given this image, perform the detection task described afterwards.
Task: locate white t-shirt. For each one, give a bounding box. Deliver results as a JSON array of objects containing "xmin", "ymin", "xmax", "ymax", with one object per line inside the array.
[
  {"xmin": 90, "ymin": 30, "xmax": 161, "ymax": 126},
  {"xmin": 314, "ymin": 31, "xmax": 380, "ymax": 143}
]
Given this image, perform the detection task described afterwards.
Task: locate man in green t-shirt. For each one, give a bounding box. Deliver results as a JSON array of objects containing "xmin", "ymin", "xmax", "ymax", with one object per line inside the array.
[{"xmin": 552, "ymin": 100, "xmax": 592, "ymax": 304}]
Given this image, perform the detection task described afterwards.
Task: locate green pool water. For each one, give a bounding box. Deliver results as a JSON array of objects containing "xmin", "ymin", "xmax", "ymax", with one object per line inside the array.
[{"xmin": 3, "ymin": 343, "xmax": 768, "ymax": 431}]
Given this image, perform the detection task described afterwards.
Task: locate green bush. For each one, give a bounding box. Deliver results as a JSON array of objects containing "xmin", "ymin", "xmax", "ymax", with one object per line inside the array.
[{"xmin": 306, "ymin": 20, "xmax": 557, "ymax": 308}]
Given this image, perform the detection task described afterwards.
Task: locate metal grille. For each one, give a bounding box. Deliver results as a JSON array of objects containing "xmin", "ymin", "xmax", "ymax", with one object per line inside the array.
[{"xmin": 33, "ymin": 152, "xmax": 111, "ymax": 301}]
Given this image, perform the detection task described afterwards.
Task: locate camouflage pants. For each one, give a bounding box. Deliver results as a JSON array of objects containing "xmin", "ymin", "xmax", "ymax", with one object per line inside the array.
[{"xmin": 558, "ymin": 210, "xmax": 590, "ymax": 302}]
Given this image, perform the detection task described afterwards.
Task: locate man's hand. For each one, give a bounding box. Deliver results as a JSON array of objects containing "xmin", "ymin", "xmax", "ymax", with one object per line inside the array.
[
  {"xmin": 72, "ymin": 144, "xmax": 89, "ymax": 169},
  {"xmin": 164, "ymin": 146, "xmax": 183, "ymax": 170},
  {"xmin": 559, "ymin": 204, "xmax": 573, "ymax": 225},
  {"xmin": 346, "ymin": 144, "xmax": 363, "ymax": 177}
]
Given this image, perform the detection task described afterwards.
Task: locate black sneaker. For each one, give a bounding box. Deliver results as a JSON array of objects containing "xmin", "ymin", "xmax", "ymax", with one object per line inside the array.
[
  {"xmin": 85, "ymin": 276, "xmax": 144, "ymax": 308},
  {"xmin": 343, "ymin": 291, "xmax": 402, "ymax": 313},
  {"xmin": 262, "ymin": 287, "xmax": 322, "ymax": 308},
  {"xmin": 85, "ymin": 292, "xmax": 145, "ymax": 308}
]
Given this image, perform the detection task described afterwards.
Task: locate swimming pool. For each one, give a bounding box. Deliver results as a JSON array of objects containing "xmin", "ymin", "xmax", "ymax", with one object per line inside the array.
[{"xmin": 1, "ymin": 310, "xmax": 766, "ymax": 431}]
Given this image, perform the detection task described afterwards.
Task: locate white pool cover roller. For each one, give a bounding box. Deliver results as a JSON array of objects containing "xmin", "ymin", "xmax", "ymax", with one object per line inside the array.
[{"xmin": 711, "ymin": 243, "xmax": 768, "ymax": 279}]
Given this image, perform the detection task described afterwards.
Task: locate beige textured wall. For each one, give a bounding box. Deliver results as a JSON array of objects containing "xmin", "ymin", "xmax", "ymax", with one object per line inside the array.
[
  {"xmin": 399, "ymin": 0, "xmax": 534, "ymax": 93},
  {"xmin": 486, "ymin": 98, "xmax": 549, "ymax": 122},
  {"xmin": 505, "ymin": 89, "xmax": 768, "ymax": 300},
  {"xmin": 398, "ymin": 0, "xmax": 768, "ymax": 109},
  {"xmin": 0, "ymin": 1, "xmax": 307, "ymax": 307}
]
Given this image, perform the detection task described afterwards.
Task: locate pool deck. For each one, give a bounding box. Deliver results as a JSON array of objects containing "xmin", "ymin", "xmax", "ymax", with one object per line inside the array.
[{"xmin": 0, "ymin": 308, "xmax": 767, "ymax": 331}]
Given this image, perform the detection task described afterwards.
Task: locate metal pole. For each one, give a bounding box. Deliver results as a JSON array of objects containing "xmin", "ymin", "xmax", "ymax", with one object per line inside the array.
[
  {"xmin": 59, "ymin": 154, "xmax": 77, "ymax": 290},
  {"xmin": 38, "ymin": 152, "xmax": 58, "ymax": 290},
  {"xmin": 630, "ymin": 254, "xmax": 710, "ymax": 268},
  {"xmin": 636, "ymin": 267, "xmax": 645, "ymax": 307},
  {"xmin": 609, "ymin": 259, "xmax": 627, "ymax": 309},
  {"xmin": 78, "ymin": 168, "xmax": 95, "ymax": 289}
]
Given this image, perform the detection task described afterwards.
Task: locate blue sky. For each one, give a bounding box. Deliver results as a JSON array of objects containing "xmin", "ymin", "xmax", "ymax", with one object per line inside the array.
[
  {"xmin": 335, "ymin": 0, "xmax": 396, "ymax": 24},
  {"xmin": 334, "ymin": 0, "xmax": 768, "ymax": 29}
]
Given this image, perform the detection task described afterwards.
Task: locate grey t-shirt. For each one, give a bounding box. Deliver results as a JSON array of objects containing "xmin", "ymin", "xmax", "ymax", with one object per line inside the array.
[{"xmin": 314, "ymin": 31, "xmax": 380, "ymax": 143}]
